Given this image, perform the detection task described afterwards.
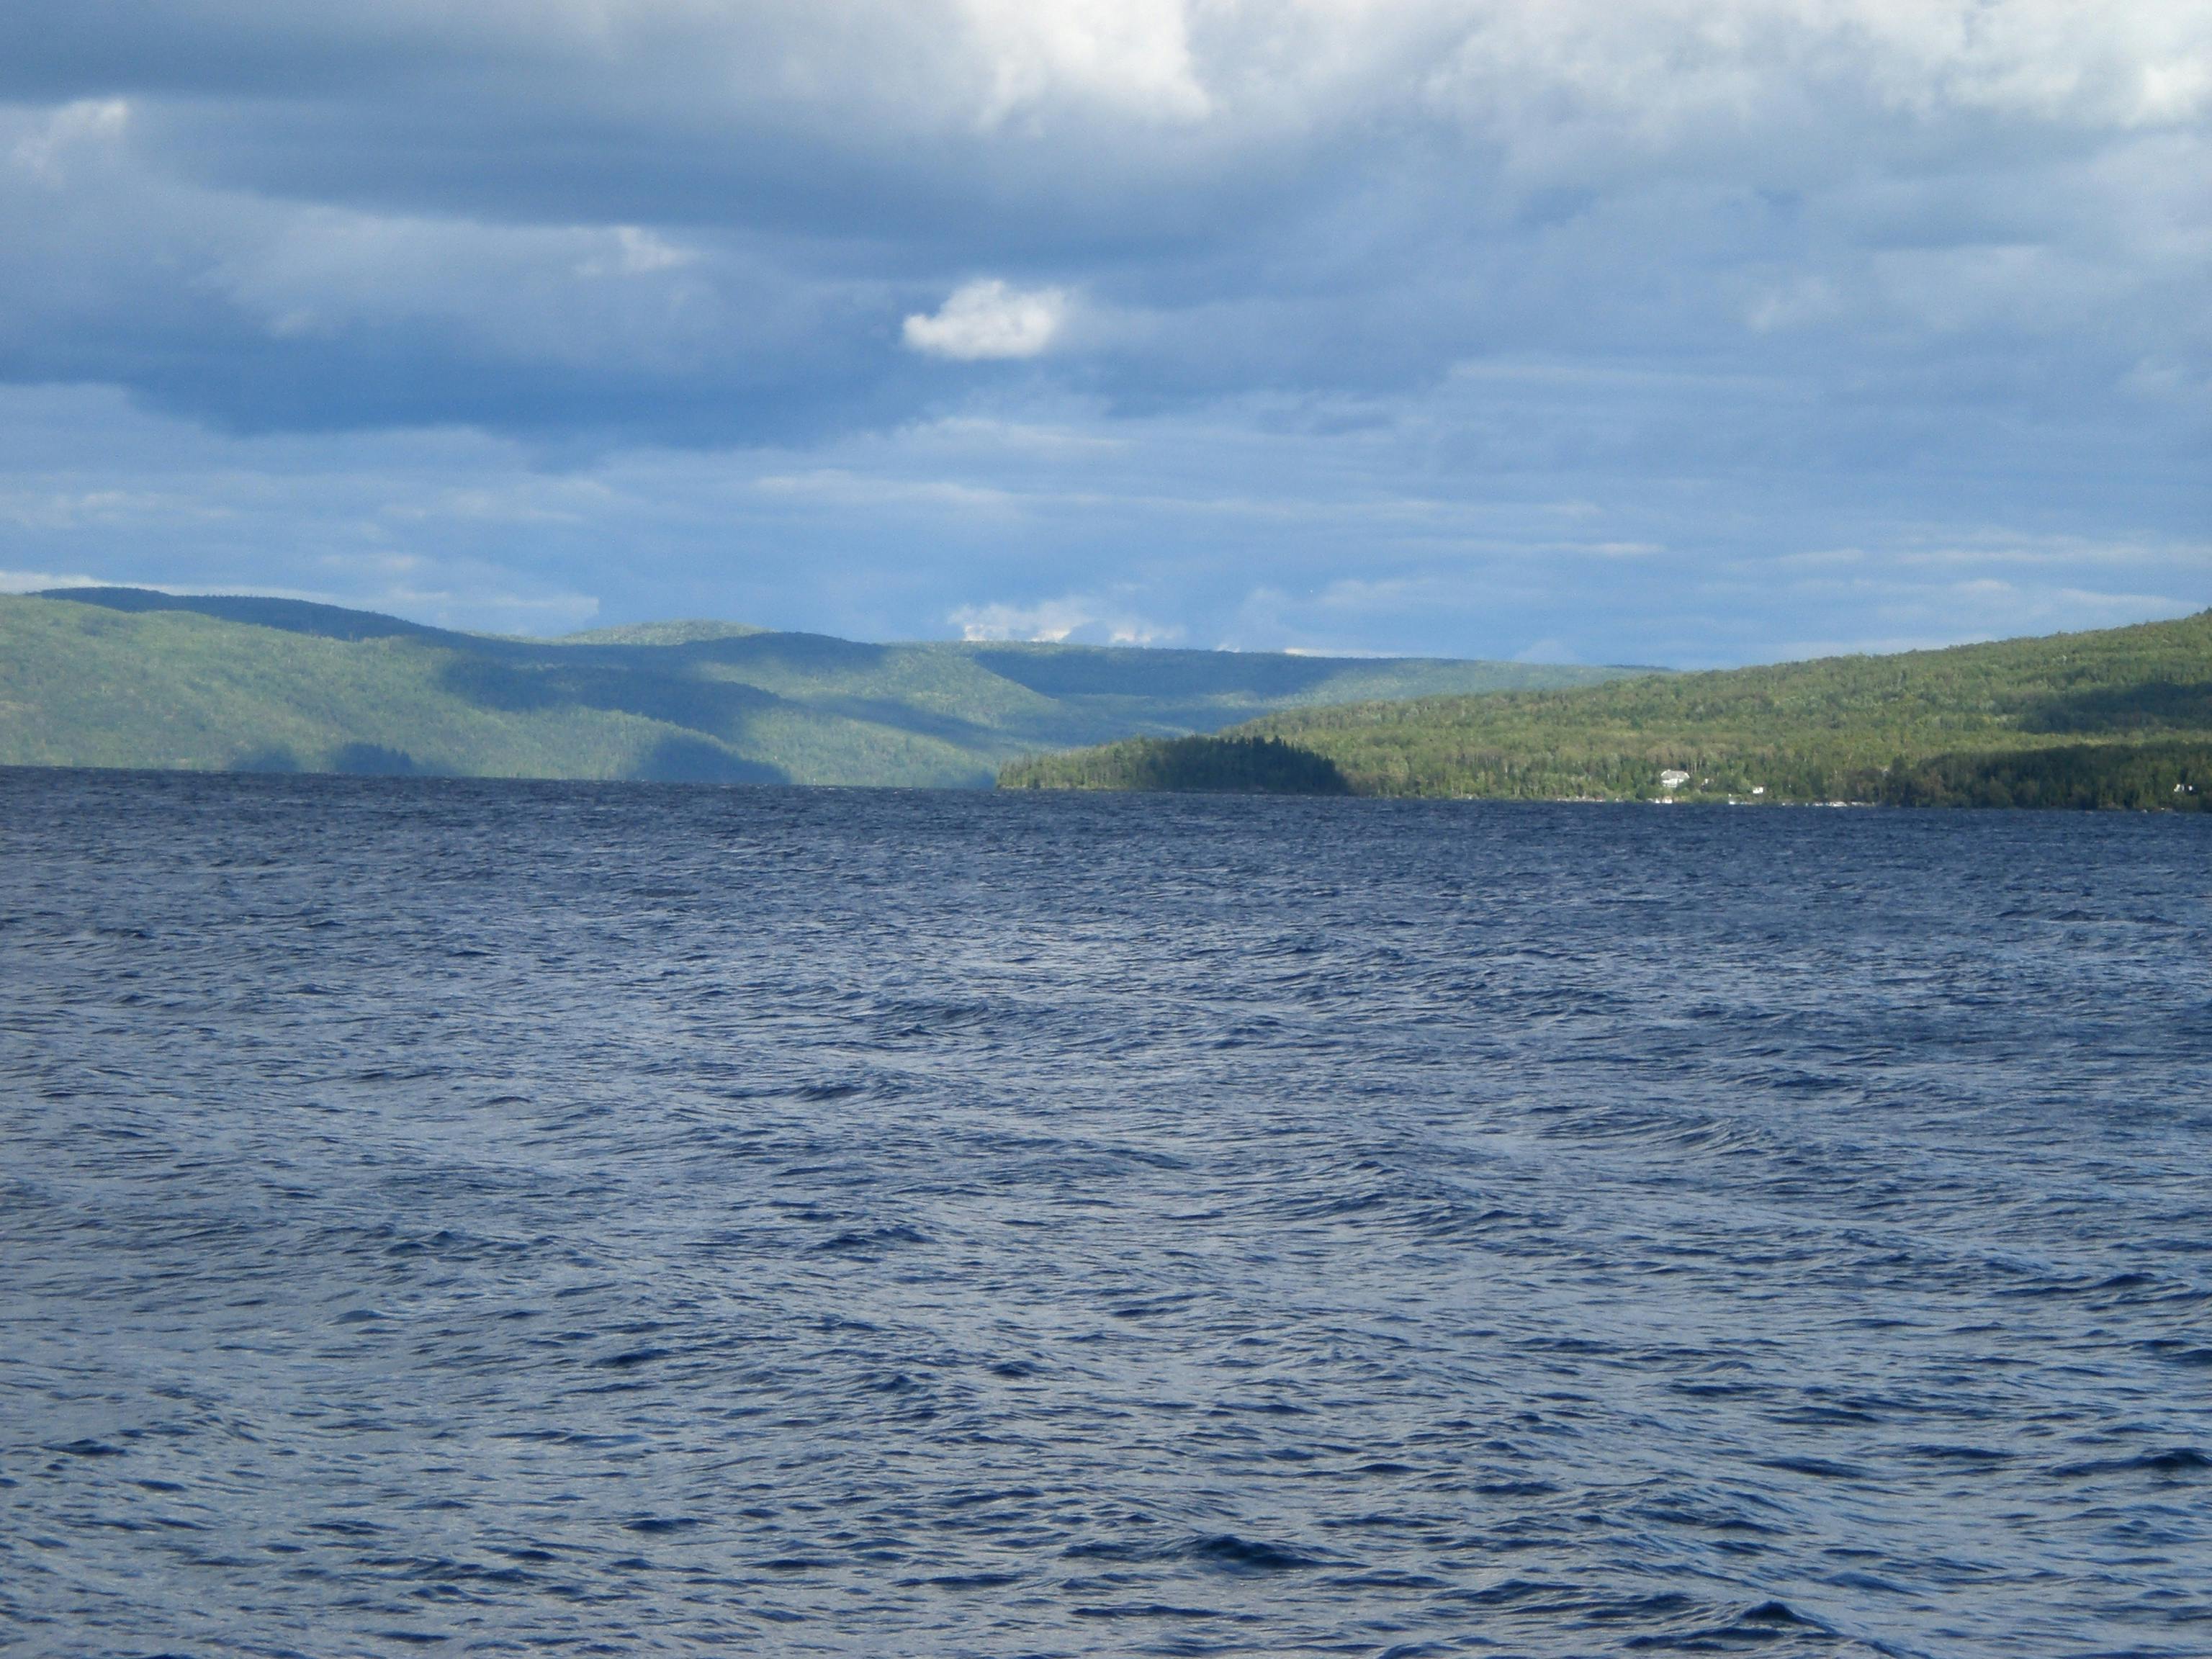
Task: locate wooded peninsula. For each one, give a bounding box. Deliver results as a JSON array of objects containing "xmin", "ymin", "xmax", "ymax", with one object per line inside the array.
[{"xmin": 1000, "ymin": 610, "xmax": 2212, "ymax": 809}]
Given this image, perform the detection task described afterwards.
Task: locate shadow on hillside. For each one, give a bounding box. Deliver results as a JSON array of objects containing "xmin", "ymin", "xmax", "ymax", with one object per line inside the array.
[
  {"xmin": 969, "ymin": 647, "xmax": 1342, "ymax": 699},
  {"xmin": 445, "ymin": 642, "xmax": 1000, "ymax": 759},
  {"xmin": 228, "ymin": 743, "xmax": 436, "ymax": 775},
  {"xmin": 655, "ymin": 632, "xmax": 889, "ymax": 672},
  {"xmin": 231, "ymin": 747, "xmax": 301, "ymax": 773},
  {"xmin": 42, "ymin": 588, "xmax": 452, "ymax": 643},
  {"xmin": 439, "ymin": 656, "xmax": 783, "ymax": 733},
  {"xmin": 333, "ymin": 743, "xmax": 436, "ymax": 775},
  {"xmin": 2020, "ymin": 680, "xmax": 2212, "ymax": 734},
  {"xmin": 634, "ymin": 736, "xmax": 785, "ymax": 784},
  {"xmin": 801, "ymin": 695, "xmax": 1004, "ymax": 748}
]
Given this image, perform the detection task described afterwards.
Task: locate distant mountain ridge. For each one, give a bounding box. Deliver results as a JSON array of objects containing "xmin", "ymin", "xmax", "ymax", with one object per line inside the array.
[
  {"xmin": 0, "ymin": 588, "xmax": 1648, "ymax": 786},
  {"xmin": 1002, "ymin": 608, "xmax": 2212, "ymax": 808}
]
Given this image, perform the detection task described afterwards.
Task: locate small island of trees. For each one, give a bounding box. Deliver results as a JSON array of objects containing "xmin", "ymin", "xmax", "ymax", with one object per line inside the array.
[{"xmin": 999, "ymin": 734, "xmax": 1352, "ymax": 795}]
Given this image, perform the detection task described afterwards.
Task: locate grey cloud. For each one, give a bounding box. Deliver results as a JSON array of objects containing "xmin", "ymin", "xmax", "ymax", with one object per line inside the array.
[
  {"xmin": 0, "ymin": 1, "xmax": 2203, "ymax": 659},
  {"xmin": 2, "ymin": 2, "xmax": 2203, "ymax": 445}
]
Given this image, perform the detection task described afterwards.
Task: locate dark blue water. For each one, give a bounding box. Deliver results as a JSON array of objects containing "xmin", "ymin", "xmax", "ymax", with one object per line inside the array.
[{"xmin": 4, "ymin": 771, "xmax": 2209, "ymax": 1659}]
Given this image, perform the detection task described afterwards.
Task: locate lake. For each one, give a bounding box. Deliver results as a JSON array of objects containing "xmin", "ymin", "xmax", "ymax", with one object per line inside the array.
[{"xmin": 4, "ymin": 770, "xmax": 2208, "ymax": 1657}]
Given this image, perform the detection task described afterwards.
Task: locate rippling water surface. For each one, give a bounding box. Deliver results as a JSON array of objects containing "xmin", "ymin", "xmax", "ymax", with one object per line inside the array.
[{"xmin": 4, "ymin": 770, "xmax": 2210, "ymax": 1658}]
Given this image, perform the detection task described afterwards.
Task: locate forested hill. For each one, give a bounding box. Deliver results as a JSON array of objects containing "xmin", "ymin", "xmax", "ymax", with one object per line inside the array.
[
  {"xmin": 1004, "ymin": 610, "xmax": 2212, "ymax": 808},
  {"xmin": 0, "ymin": 589, "xmax": 1641, "ymax": 787}
]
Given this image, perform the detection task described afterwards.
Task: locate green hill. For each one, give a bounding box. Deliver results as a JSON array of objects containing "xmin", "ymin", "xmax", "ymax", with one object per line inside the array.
[
  {"xmin": 999, "ymin": 734, "xmax": 1354, "ymax": 796},
  {"xmin": 0, "ymin": 589, "xmax": 1640, "ymax": 787},
  {"xmin": 1002, "ymin": 610, "xmax": 2212, "ymax": 809}
]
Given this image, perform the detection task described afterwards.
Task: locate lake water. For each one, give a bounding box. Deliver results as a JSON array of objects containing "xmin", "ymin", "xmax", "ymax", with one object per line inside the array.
[{"xmin": 4, "ymin": 770, "xmax": 2209, "ymax": 1658}]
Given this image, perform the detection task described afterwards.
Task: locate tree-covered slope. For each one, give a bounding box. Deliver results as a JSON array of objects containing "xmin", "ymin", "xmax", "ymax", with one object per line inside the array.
[
  {"xmin": 0, "ymin": 590, "xmax": 1640, "ymax": 786},
  {"xmin": 1004, "ymin": 610, "xmax": 2212, "ymax": 806},
  {"xmin": 1001, "ymin": 734, "xmax": 1352, "ymax": 794}
]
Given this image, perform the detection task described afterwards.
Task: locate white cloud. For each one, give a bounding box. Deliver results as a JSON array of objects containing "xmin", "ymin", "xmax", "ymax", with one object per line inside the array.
[
  {"xmin": 1513, "ymin": 637, "xmax": 1581, "ymax": 664},
  {"xmin": 9, "ymin": 99, "xmax": 129, "ymax": 184},
  {"xmin": 754, "ymin": 469, "xmax": 1020, "ymax": 511},
  {"xmin": 0, "ymin": 488, "xmax": 232, "ymax": 531},
  {"xmin": 0, "ymin": 567, "xmax": 106, "ymax": 593},
  {"xmin": 958, "ymin": 0, "xmax": 1209, "ymax": 125},
  {"xmin": 576, "ymin": 226, "xmax": 696, "ymax": 279},
  {"xmin": 904, "ymin": 280, "xmax": 1071, "ymax": 360},
  {"xmin": 212, "ymin": 210, "xmax": 724, "ymax": 364},
  {"xmin": 949, "ymin": 592, "xmax": 1179, "ymax": 644}
]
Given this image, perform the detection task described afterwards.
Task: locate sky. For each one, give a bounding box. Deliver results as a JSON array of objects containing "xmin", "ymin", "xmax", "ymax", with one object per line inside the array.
[{"xmin": 1, "ymin": 1, "xmax": 2207, "ymax": 667}]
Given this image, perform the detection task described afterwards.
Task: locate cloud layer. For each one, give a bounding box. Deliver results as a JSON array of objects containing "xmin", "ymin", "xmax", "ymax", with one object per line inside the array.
[{"xmin": 1, "ymin": 1, "xmax": 2206, "ymax": 657}]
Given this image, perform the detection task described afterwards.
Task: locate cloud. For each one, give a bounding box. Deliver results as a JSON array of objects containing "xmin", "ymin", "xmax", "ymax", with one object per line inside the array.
[
  {"xmin": 0, "ymin": 567, "xmax": 105, "ymax": 593},
  {"xmin": 4, "ymin": 3, "xmax": 2205, "ymax": 443},
  {"xmin": 1512, "ymin": 637, "xmax": 1580, "ymax": 665},
  {"xmin": 0, "ymin": 1, "xmax": 2203, "ymax": 658},
  {"xmin": 904, "ymin": 280, "xmax": 1072, "ymax": 360},
  {"xmin": 959, "ymin": 0, "xmax": 1210, "ymax": 125},
  {"xmin": 0, "ymin": 379, "xmax": 2201, "ymax": 661},
  {"xmin": 9, "ymin": 96, "xmax": 128, "ymax": 181},
  {"xmin": 576, "ymin": 227, "xmax": 696, "ymax": 279},
  {"xmin": 949, "ymin": 591, "xmax": 1179, "ymax": 644}
]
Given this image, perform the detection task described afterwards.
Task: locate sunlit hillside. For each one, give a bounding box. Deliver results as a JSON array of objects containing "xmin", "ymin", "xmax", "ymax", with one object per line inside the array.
[
  {"xmin": 0, "ymin": 589, "xmax": 1644, "ymax": 787},
  {"xmin": 1004, "ymin": 611, "xmax": 2212, "ymax": 808}
]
